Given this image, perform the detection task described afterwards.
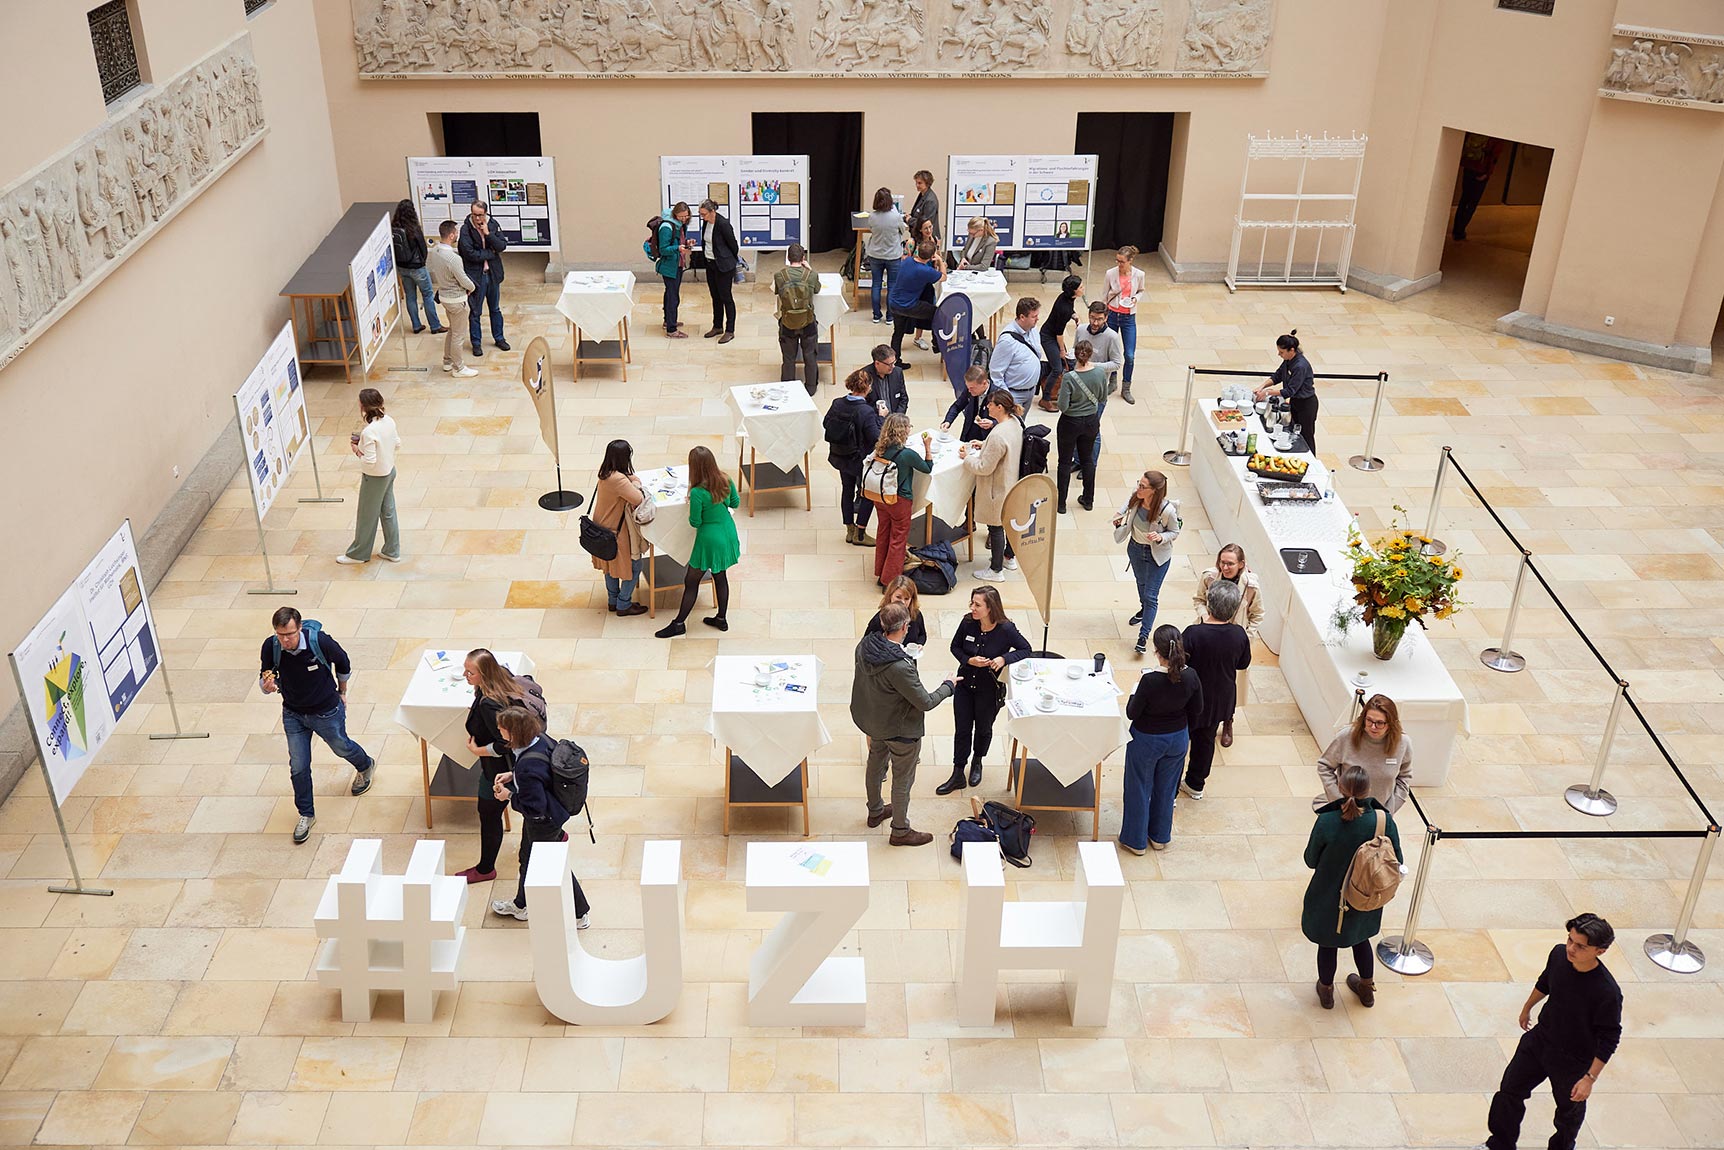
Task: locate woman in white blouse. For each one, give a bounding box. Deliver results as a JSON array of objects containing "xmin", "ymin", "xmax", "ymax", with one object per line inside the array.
[
  {"xmin": 338, "ymin": 387, "xmax": 403, "ymax": 564},
  {"xmin": 1103, "ymin": 245, "xmax": 1145, "ymax": 404}
]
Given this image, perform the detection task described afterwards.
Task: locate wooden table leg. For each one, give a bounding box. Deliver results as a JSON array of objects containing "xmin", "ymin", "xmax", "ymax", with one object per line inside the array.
[
  {"xmin": 421, "ymin": 738, "xmax": 433, "ymax": 830},
  {"xmin": 800, "ymin": 760, "xmax": 810, "ymax": 837},
  {"xmin": 803, "ymin": 452, "xmax": 812, "ymax": 511},
  {"xmin": 1091, "ymin": 764, "xmax": 1101, "ymax": 841},
  {"xmin": 723, "ymin": 749, "xmax": 732, "ymax": 836}
]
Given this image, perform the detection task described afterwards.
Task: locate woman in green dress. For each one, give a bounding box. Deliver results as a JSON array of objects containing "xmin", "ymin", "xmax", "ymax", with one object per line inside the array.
[{"xmin": 655, "ymin": 445, "xmax": 740, "ymax": 638}]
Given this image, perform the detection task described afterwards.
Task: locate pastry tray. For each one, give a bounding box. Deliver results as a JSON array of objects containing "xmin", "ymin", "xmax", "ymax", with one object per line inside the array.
[{"xmin": 1256, "ymin": 481, "xmax": 1321, "ymax": 503}]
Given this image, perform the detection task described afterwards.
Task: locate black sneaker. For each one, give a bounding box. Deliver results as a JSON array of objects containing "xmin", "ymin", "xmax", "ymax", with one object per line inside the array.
[
  {"xmin": 494, "ymin": 339, "xmax": 511, "ymax": 351},
  {"xmin": 1128, "ymin": 610, "xmax": 1143, "ymax": 627},
  {"xmin": 351, "ymin": 761, "xmax": 376, "ymax": 796}
]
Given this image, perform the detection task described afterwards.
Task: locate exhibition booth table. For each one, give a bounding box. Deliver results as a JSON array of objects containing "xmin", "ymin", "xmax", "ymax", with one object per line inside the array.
[
  {"xmin": 939, "ymin": 269, "xmax": 1011, "ymax": 341},
  {"xmin": 1003, "ymin": 658, "xmax": 1125, "ymax": 841},
  {"xmin": 727, "ymin": 383, "xmax": 818, "ymax": 515},
  {"xmin": 1189, "ymin": 399, "xmax": 1468, "ymax": 785},
  {"xmin": 280, "ymin": 200, "xmax": 397, "ymax": 387},
  {"xmin": 395, "ymin": 648, "xmax": 535, "ymax": 828},
  {"xmin": 555, "ymin": 270, "xmax": 634, "ymax": 380},
  {"xmin": 634, "ymin": 465, "xmax": 745, "ymax": 616},
  {"xmin": 910, "ymin": 428, "xmax": 978, "ymax": 556},
  {"xmin": 709, "ymin": 655, "xmax": 830, "ymax": 834}
]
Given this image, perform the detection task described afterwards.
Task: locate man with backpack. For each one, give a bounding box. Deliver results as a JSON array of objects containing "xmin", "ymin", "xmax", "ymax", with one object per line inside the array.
[
  {"xmin": 773, "ymin": 242, "xmax": 822, "ymax": 395},
  {"xmin": 488, "ymin": 706, "xmax": 592, "ymax": 928},
  {"xmin": 646, "ymin": 202, "xmax": 692, "ymax": 338},
  {"xmin": 258, "ymin": 607, "xmax": 375, "ymax": 844}
]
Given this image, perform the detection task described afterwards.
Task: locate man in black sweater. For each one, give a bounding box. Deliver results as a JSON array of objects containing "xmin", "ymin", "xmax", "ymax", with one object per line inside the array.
[
  {"xmin": 259, "ymin": 607, "xmax": 375, "ymax": 844},
  {"xmin": 1483, "ymin": 913, "xmax": 1624, "ymax": 1150}
]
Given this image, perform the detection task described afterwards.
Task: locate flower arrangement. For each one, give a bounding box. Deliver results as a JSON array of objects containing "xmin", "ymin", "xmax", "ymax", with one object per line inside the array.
[{"xmin": 1332, "ymin": 508, "xmax": 1465, "ymax": 659}]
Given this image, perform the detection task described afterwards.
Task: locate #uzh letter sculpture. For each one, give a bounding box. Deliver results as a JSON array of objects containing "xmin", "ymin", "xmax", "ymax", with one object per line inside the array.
[
  {"xmin": 958, "ymin": 839, "xmax": 1125, "ymax": 1027},
  {"xmin": 746, "ymin": 841, "xmax": 869, "ymax": 1026}
]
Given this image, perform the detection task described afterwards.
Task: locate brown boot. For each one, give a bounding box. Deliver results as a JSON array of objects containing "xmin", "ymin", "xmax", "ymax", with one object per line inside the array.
[
  {"xmin": 857, "ymin": 530, "xmax": 876, "ymax": 547},
  {"xmin": 1315, "ymin": 982, "xmax": 1334, "ymax": 1010},
  {"xmin": 866, "ymin": 805, "xmax": 893, "ymax": 828},
  {"xmin": 1220, "ymin": 720, "xmax": 1234, "ymax": 748},
  {"xmin": 889, "ymin": 827, "xmax": 933, "ymax": 846},
  {"xmin": 844, "ymin": 524, "xmax": 858, "ymax": 545},
  {"xmin": 1346, "ymin": 974, "xmax": 1375, "ymax": 1008}
]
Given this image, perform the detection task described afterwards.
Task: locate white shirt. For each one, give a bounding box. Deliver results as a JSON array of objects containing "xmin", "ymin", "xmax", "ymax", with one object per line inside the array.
[{"xmin": 358, "ymin": 415, "xmax": 401, "ymax": 477}]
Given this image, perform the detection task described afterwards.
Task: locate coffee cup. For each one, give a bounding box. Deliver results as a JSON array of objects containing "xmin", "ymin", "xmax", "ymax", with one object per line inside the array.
[{"xmin": 754, "ymin": 671, "xmax": 771, "ymax": 687}]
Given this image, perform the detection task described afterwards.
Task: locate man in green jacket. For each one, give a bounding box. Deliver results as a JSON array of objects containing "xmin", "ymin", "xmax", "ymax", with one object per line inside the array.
[
  {"xmin": 773, "ymin": 242, "xmax": 822, "ymax": 395},
  {"xmin": 849, "ymin": 603, "xmax": 956, "ymax": 845},
  {"xmin": 651, "ymin": 202, "xmax": 691, "ymax": 338}
]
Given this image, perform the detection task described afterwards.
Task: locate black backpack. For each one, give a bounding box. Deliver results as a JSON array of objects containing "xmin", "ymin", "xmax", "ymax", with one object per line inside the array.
[
  {"xmin": 1016, "ymin": 416, "xmax": 1051, "ymax": 478},
  {"xmin": 823, "ymin": 401, "xmax": 863, "ymax": 455},
  {"xmin": 950, "ymin": 798, "xmax": 1034, "ymax": 868},
  {"xmin": 548, "ymin": 738, "xmax": 590, "ymax": 820}
]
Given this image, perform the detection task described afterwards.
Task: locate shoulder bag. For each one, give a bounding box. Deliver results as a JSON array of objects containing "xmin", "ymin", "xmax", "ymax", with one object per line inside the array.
[{"xmin": 578, "ymin": 487, "xmax": 626, "ymax": 562}]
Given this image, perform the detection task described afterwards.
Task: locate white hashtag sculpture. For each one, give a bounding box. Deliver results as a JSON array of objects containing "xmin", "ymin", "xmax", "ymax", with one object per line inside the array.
[{"xmin": 314, "ymin": 838, "xmax": 468, "ymax": 1023}]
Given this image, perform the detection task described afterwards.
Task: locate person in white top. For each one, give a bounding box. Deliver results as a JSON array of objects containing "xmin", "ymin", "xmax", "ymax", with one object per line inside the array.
[
  {"xmin": 338, "ymin": 388, "xmax": 404, "ymax": 564},
  {"xmin": 1103, "ymin": 245, "xmax": 1146, "ymax": 404}
]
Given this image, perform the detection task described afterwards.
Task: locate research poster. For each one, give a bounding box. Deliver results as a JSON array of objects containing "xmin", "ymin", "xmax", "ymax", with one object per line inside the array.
[
  {"xmin": 659, "ymin": 155, "xmax": 809, "ymax": 251},
  {"xmin": 407, "ymin": 156, "xmax": 561, "ymax": 250},
  {"xmin": 947, "ymin": 155, "xmax": 1099, "ymax": 252},
  {"xmin": 349, "ymin": 212, "xmax": 401, "ymax": 372},
  {"xmin": 234, "ymin": 321, "xmax": 311, "ymax": 520},
  {"xmin": 10, "ymin": 521, "xmax": 162, "ymax": 804}
]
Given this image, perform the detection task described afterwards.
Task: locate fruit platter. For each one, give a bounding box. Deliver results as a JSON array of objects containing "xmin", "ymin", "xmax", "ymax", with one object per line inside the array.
[{"xmin": 1247, "ymin": 453, "xmax": 1309, "ymax": 482}]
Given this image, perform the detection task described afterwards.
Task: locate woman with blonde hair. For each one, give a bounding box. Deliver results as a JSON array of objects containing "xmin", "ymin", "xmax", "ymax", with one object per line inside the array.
[
  {"xmin": 655, "ymin": 445, "xmax": 740, "ymax": 638},
  {"xmin": 960, "ymin": 388, "xmax": 1023, "ymax": 582},
  {"xmin": 957, "ymin": 216, "xmax": 997, "ymax": 271},
  {"xmin": 338, "ymin": 388, "xmax": 403, "ymax": 565},
  {"xmin": 456, "ymin": 648, "xmax": 544, "ymax": 884},
  {"xmin": 865, "ymin": 575, "xmax": 928, "ymax": 650},
  {"xmin": 866, "ymin": 413, "xmax": 934, "ymax": 587},
  {"xmin": 1113, "ymin": 470, "xmax": 1180, "ymax": 654}
]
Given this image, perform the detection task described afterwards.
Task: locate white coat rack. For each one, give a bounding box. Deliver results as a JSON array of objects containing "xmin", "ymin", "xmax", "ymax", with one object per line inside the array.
[{"xmin": 1225, "ymin": 132, "xmax": 1368, "ymax": 293}]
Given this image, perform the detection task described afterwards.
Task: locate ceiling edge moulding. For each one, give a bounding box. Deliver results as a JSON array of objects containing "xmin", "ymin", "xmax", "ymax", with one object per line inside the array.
[
  {"xmin": 1600, "ymin": 24, "xmax": 1724, "ymax": 112},
  {"xmin": 0, "ymin": 34, "xmax": 268, "ymax": 373},
  {"xmin": 350, "ymin": 0, "xmax": 1274, "ymax": 80}
]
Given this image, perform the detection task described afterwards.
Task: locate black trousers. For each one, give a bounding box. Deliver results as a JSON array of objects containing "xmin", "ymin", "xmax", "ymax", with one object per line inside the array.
[
  {"xmin": 1056, "ymin": 414, "xmax": 1100, "ymax": 507},
  {"xmin": 476, "ymin": 761, "xmax": 508, "ymax": 873},
  {"xmin": 1290, "ymin": 395, "xmax": 1319, "ymax": 455},
  {"xmin": 834, "ymin": 457, "xmax": 874, "ymax": 529},
  {"xmin": 779, "ymin": 322, "xmax": 819, "ymax": 395},
  {"xmin": 952, "ymin": 683, "xmax": 1002, "ymax": 768},
  {"xmin": 709, "ymin": 270, "xmax": 736, "ymax": 333},
  {"xmin": 1454, "ymin": 170, "xmax": 1491, "ymax": 238},
  {"xmin": 1185, "ymin": 722, "xmax": 1218, "ymax": 790},
  {"xmin": 985, "ymin": 524, "xmax": 1014, "ymax": 572},
  {"xmin": 1486, "ymin": 1032, "xmax": 1590, "ymax": 1150},
  {"xmin": 890, "ymin": 300, "xmax": 935, "ymax": 356},
  {"xmin": 1039, "ymin": 333, "xmax": 1065, "ymax": 395},
  {"xmin": 514, "ymin": 817, "xmax": 591, "ymax": 916},
  {"xmin": 1316, "ymin": 941, "xmax": 1374, "ymax": 985}
]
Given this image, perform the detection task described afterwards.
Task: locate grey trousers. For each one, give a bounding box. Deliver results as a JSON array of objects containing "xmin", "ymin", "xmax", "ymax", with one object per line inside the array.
[
  {"xmin": 345, "ymin": 469, "xmax": 400, "ymax": 561},
  {"xmin": 865, "ymin": 736, "xmax": 919, "ymax": 831}
]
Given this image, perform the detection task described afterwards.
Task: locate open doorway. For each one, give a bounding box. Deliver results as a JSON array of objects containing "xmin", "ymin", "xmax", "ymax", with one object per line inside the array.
[
  {"xmin": 752, "ymin": 112, "xmax": 863, "ymax": 253},
  {"xmin": 439, "ymin": 112, "xmax": 542, "ymax": 156},
  {"xmin": 1075, "ymin": 112, "xmax": 1176, "ymax": 252},
  {"xmin": 1426, "ymin": 131, "xmax": 1550, "ymax": 329}
]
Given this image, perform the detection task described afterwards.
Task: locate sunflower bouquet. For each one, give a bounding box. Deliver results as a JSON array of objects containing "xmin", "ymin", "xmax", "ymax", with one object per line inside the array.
[{"xmin": 1332, "ymin": 508, "xmax": 1465, "ymax": 659}]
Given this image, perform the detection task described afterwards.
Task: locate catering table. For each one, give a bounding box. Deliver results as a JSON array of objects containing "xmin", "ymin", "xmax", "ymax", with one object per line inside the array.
[
  {"xmin": 938, "ymin": 270, "xmax": 1011, "ymax": 341},
  {"xmin": 709, "ymin": 655, "xmax": 831, "ymax": 833},
  {"xmin": 394, "ymin": 648, "xmax": 535, "ymax": 828},
  {"xmin": 727, "ymin": 384, "xmax": 818, "ymax": 515},
  {"xmin": 1189, "ymin": 399, "xmax": 1468, "ymax": 785},
  {"xmin": 555, "ymin": 270, "xmax": 635, "ymax": 380},
  {"xmin": 909, "ymin": 427, "xmax": 977, "ymax": 555},
  {"xmin": 634, "ymin": 465, "xmax": 743, "ymax": 616},
  {"xmin": 1003, "ymin": 658, "xmax": 1126, "ymax": 840}
]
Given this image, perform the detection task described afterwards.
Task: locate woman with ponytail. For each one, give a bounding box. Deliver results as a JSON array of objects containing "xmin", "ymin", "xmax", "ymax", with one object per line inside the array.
[
  {"xmin": 1119, "ymin": 623, "xmax": 1202, "ymax": 853},
  {"xmin": 1253, "ymin": 329, "xmax": 1319, "ymax": 453},
  {"xmin": 1302, "ymin": 762, "xmax": 1403, "ymax": 1010}
]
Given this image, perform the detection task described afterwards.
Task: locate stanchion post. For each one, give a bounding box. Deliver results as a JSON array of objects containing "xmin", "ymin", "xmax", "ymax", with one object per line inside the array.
[
  {"xmin": 1420, "ymin": 446, "xmax": 1450, "ymax": 557},
  {"xmin": 1378, "ymin": 823, "xmax": 1437, "ymax": 975},
  {"xmin": 1480, "ymin": 549, "xmax": 1530, "ymax": 673},
  {"xmin": 1163, "ymin": 366, "xmax": 1195, "ymax": 467},
  {"xmin": 1645, "ymin": 823, "xmax": 1717, "ymax": 973},
  {"xmin": 1565, "ymin": 680, "xmax": 1627, "ymax": 817},
  {"xmin": 1348, "ymin": 371, "xmax": 1388, "ymax": 472}
]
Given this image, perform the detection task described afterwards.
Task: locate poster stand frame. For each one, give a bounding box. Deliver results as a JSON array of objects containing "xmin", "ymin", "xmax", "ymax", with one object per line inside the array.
[
  {"xmin": 6, "ymin": 653, "xmax": 113, "ymax": 896},
  {"xmin": 147, "ymin": 657, "xmax": 210, "ymax": 742},
  {"xmin": 245, "ymin": 498, "xmax": 296, "ymax": 597},
  {"xmin": 393, "ymin": 310, "xmax": 429, "ymax": 376},
  {"xmin": 297, "ymin": 429, "xmax": 344, "ymax": 504}
]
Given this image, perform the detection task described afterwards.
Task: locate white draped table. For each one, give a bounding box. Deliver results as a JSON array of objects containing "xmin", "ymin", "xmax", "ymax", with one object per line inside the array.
[
  {"xmin": 1004, "ymin": 659, "xmax": 1127, "ymax": 788},
  {"xmin": 555, "ymin": 270, "xmax": 635, "ymax": 378},
  {"xmin": 1188, "ymin": 399, "xmax": 1468, "ymax": 785},
  {"xmin": 938, "ymin": 270, "xmax": 1011, "ymax": 339},
  {"xmin": 910, "ymin": 428, "xmax": 977, "ymax": 528},
  {"xmin": 708, "ymin": 656, "xmax": 832, "ymax": 787},
  {"xmin": 813, "ymin": 271, "xmax": 849, "ymax": 331},
  {"xmin": 394, "ymin": 648, "xmax": 535, "ymax": 828},
  {"xmin": 727, "ymin": 384, "xmax": 820, "ymax": 472}
]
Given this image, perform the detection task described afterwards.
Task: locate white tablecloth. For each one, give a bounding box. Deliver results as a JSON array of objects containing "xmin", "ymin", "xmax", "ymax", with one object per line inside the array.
[
  {"xmin": 636, "ymin": 465, "xmax": 746, "ymax": 568},
  {"xmin": 1004, "ymin": 658, "xmax": 1126, "ymax": 787},
  {"xmin": 728, "ymin": 384, "xmax": 820, "ymax": 472},
  {"xmin": 910, "ymin": 429, "xmax": 976, "ymax": 525},
  {"xmin": 814, "ymin": 272, "xmax": 849, "ymax": 331},
  {"xmin": 1189, "ymin": 400, "xmax": 1468, "ymax": 785},
  {"xmin": 938, "ymin": 270, "xmax": 1010, "ymax": 329},
  {"xmin": 556, "ymin": 271, "xmax": 636, "ymax": 335},
  {"xmin": 394, "ymin": 649, "xmax": 535, "ymax": 768},
  {"xmin": 709, "ymin": 655, "xmax": 832, "ymax": 786}
]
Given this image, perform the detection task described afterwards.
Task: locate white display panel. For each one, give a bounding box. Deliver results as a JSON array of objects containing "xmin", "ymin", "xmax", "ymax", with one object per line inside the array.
[
  {"xmin": 659, "ymin": 155, "xmax": 809, "ymax": 251},
  {"xmin": 233, "ymin": 321, "xmax": 312, "ymax": 520},
  {"xmin": 407, "ymin": 155, "xmax": 561, "ymax": 250},
  {"xmin": 349, "ymin": 212, "xmax": 401, "ymax": 372},
  {"xmin": 9, "ymin": 521, "xmax": 163, "ymax": 803},
  {"xmin": 947, "ymin": 155, "xmax": 1099, "ymax": 252}
]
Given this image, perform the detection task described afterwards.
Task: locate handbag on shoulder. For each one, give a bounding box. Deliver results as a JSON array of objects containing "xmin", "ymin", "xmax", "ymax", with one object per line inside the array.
[{"xmin": 578, "ymin": 487, "xmax": 626, "ymax": 561}]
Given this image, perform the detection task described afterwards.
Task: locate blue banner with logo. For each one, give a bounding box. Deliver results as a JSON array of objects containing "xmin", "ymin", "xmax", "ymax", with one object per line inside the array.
[{"xmin": 932, "ymin": 292, "xmax": 973, "ymax": 402}]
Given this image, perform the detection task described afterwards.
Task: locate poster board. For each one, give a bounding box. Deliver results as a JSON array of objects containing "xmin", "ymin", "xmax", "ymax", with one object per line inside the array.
[
  {"xmin": 407, "ymin": 156, "xmax": 561, "ymax": 250},
  {"xmin": 234, "ymin": 321, "xmax": 312, "ymax": 520},
  {"xmin": 9, "ymin": 521, "xmax": 163, "ymax": 804},
  {"xmin": 948, "ymin": 155, "xmax": 1099, "ymax": 252},
  {"xmin": 349, "ymin": 212, "xmax": 401, "ymax": 372},
  {"xmin": 660, "ymin": 155, "xmax": 810, "ymax": 251}
]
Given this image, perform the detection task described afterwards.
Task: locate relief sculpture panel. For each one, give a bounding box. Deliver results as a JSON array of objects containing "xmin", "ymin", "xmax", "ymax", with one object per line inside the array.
[
  {"xmin": 1600, "ymin": 25, "xmax": 1724, "ymax": 112},
  {"xmin": 350, "ymin": 0, "xmax": 1272, "ymax": 79},
  {"xmin": 0, "ymin": 34, "xmax": 268, "ymax": 372}
]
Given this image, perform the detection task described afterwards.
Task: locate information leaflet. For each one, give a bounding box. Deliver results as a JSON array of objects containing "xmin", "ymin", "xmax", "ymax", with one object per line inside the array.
[
  {"xmin": 349, "ymin": 212, "xmax": 401, "ymax": 372},
  {"xmin": 10, "ymin": 522, "xmax": 163, "ymax": 803},
  {"xmin": 407, "ymin": 156, "xmax": 561, "ymax": 250},
  {"xmin": 234, "ymin": 321, "xmax": 312, "ymax": 520},
  {"xmin": 659, "ymin": 155, "xmax": 809, "ymax": 251},
  {"xmin": 948, "ymin": 155, "xmax": 1099, "ymax": 252}
]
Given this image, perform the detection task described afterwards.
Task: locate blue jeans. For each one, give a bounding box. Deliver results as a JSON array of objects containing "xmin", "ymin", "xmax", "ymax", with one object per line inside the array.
[
  {"xmin": 283, "ymin": 701, "xmax": 373, "ymax": 817},
  {"xmin": 604, "ymin": 557, "xmax": 647, "ymax": 610},
  {"xmin": 1127, "ymin": 540, "xmax": 1170, "ymax": 645},
  {"xmin": 1121, "ymin": 727, "xmax": 1188, "ymax": 850},
  {"xmin": 1107, "ymin": 310, "xmax": 1137, "ymax": 384},
  {"xmin": 468, "ymin": 269, "xmax": 505, "ymax": 348},
  {"xmin": 869, "ymin": 256, "xmax": 895, "ymax": 320},
  {"xmin": 400, "ymin": 265, "xmax": 440, "ymax": 331},
  {"xmin": 662, "ymin": 273, "xmax": 681, "ymax": 333}
]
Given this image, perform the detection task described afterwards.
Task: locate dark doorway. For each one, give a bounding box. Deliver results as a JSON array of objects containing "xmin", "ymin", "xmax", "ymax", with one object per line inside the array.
[
  {"xmin": 1417, "ymin": 129, "xmax": 1548, "ymax": 331},
  {"xmin": 752, "ymin": 112, "xmax": 863, "ymax": 253},
  {"xmin": 441, "ymin": 112, "xmax": 542, "ymax": 156},
  {"xmin": 1075, "ymin": 112, "xmax": 1175, "ymax": 252}
]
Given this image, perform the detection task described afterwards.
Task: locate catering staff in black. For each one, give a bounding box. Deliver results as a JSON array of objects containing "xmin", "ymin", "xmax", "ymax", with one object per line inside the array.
[
  {"xmin": 937, "ymin": 585, "xmax": 1032, "ymax": 793},
  {"xmin": 1253, "ymin": 330, "xmax": 1318, "ymax": 453},
  {"xmin": 698, "ymin": 199, "xmax": 739, "ymax": 343},
  {"xmin": 941, "ymin": 366, "xmax": 994, "ymax": 442}
]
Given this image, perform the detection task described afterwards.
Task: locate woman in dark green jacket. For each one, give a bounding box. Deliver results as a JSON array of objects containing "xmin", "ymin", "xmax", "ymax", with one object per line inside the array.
[{"xmin": 1303, "ymin": 763, "xmax": 1403, "ymax": 1010}]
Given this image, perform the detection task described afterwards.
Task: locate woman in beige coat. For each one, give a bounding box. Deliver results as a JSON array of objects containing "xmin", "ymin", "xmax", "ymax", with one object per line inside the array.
[
  {"xmin": 591, "ymin": 439, "xmax": 649, "ymax": 617},
  {"xmin": 1191, "ymin": 543, "xmax": 1263, "ymax": 745},
  {"xmin": 961, "ymin": 388, "xmax": 1024, "ymax": 583}
]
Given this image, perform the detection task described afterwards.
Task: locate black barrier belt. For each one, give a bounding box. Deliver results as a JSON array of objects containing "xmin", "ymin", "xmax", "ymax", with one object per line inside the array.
[{"xmin": 1192, "ymin": 367, "xmax": 1384, "ymax": 381}]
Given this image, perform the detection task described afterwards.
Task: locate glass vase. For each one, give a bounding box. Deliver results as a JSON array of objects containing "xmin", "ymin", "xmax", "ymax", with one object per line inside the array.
[{"xmin": 1371, "ymin": 615, "xmax": 1408, "ymax": 661}]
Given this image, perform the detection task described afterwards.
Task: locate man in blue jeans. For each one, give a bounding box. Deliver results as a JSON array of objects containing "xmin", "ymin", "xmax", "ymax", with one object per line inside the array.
[
  {"xmin": 458, "ymin": 199, "xmax": 510, "ymax": 356},
  {"xmin": 259, "ymin": 607, "xmax": 374, "ymax": 844}
]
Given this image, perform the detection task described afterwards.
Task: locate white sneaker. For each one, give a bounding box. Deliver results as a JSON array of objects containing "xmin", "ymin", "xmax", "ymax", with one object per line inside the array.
[
  {"xmin": 914, "ymin": 337, "xmax": 930, "ymax": 351},
  {"xmin": 576, "ymin": 914, "xmax": 591, "ymax": 930},
  {"xmin": 1180, "ymin": 781, "xmax": 1205, "ymax": 801},
  {"xmin": 970, "ymin": 566, "xmax": 1006, "ymax": 582},
  {"xmin": 491, "ymin": 899, "xmax": 528, "ymax": 921},
  {"xmin": 292, "ymin": 815, "xmax": 315, "ymax": 844},
  {"xmin": 1003, "ymin": 557, "xmax": 1019, "ymax": 571},
  {"xmin": 335, "ymin": 555, "xmax": 364, "ymax": 565},
  {"xmin": 441, "ymin": 363, "xmax": 453, "ymax": 372},
  {"xmin": 454, "ymin": 367, "xmax": 478, "ymax": 378},
  {"xmin": 381, "ymin": 553, "xmax": 403, "ymax": 563}
]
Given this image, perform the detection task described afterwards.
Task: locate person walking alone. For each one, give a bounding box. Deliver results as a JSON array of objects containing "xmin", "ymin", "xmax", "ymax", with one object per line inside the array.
[
  {"xmin": 337, "ymin": 388, "xmax": 403, "ymax": 565},
  {"xmin": 1055, "ymin": 338, "xmax": 1106, "ymax": 513},
  {"xmin": 427, "ymin": 221, "xmax": 478, "ymax": 376},
  {"xmin": 1114, "ymin": 470, "xmax": 1180, "ymax": 654},
  {"xmin": 774, "ymin": 243, "xmax": 822, "ymax": 395},
  {"xmin": 1103, "ymin": 245, "xmax": 1143, "ymax": 404},
  {"xmin": 849, "ymin": 602, "xmax": 957, "ymax": 846},
  {"xmin": 1302, "ymin": 762, "xmax": 1403, "ymax": 1010}
]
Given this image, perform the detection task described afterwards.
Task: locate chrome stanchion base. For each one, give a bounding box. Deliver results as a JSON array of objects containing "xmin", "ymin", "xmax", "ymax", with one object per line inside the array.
[
  {"xmin": 1644, "ymin": 932, "xmax": 1707, "ymax": 974},
  {"xmin": 1162, "ymin": 448, "xmax": 1191, "ymax": 468},
  {"xmin": 1480, "ymin": 647, "xmax": 1526, "ymax": 673},
  {"xmin": 1419, "ymin": 540, "xmax": 1448, "ymax": 558},
  {"xmin": 1377, "ymin": 936, "xmax": 1434, "ymax": 976},
  {"xmin": 1349, "ymin": 454, "xmax": 1385, "ymax": 472},
  {"xmin": 1564, "ymin": 784, "xmax": 1618, "ymax": 817}
]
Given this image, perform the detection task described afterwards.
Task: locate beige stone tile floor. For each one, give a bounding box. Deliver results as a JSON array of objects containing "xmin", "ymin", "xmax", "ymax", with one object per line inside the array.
[{"xmin": 3, "ymin": 255, "xmax": 1723, "ymax": 1148}]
